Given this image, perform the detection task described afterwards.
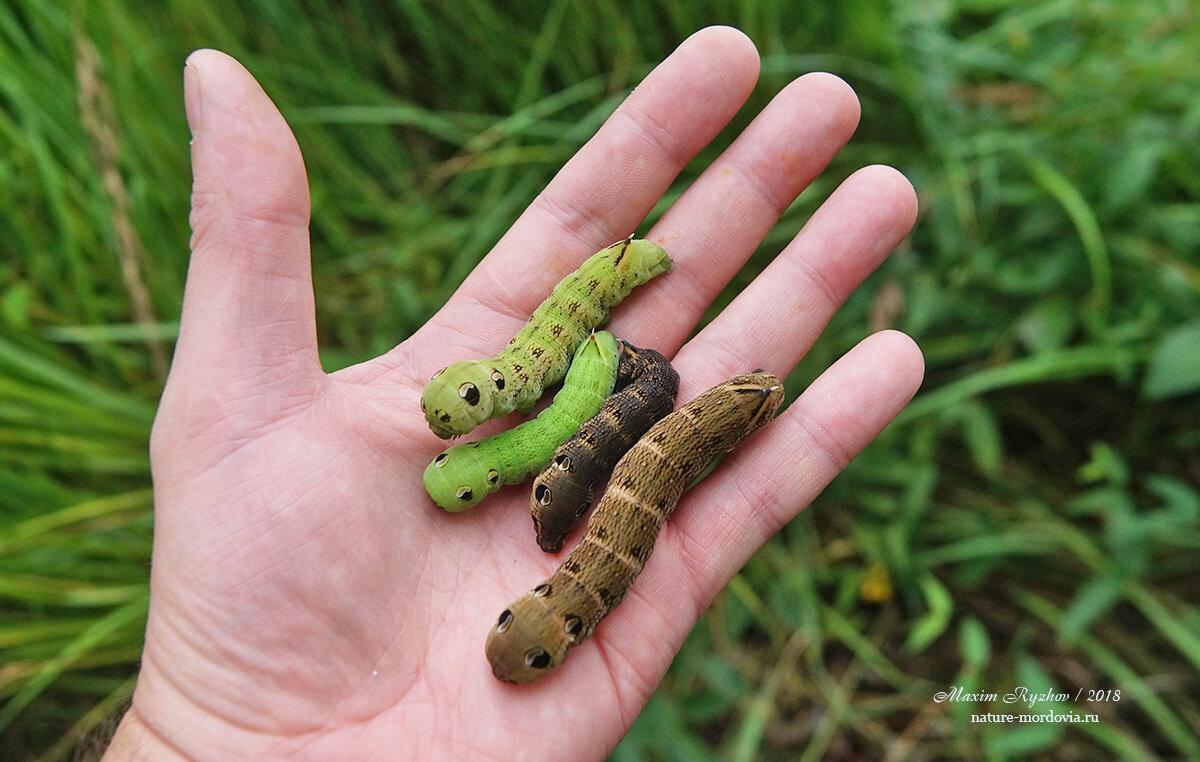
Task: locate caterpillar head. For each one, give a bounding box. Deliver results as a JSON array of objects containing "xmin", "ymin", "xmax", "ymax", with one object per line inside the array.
[
  {"xmin": 486, "ymin": 584, "xmax": 581, "ymax": 683},
  {"xmin": 609, "ymin": 237, "xmax": 672, "ymax": 283},
  {"xmin": 420, "ymin": 360, "xmax": 507, "ymax": 439},
  {"xmin": 726, "ymin": 371, "xmax": 786, "ymax": 431},
  {"xmin": 422, "ymin": 442, "xmax": 497, "ymax": 511},
  {"xmin": 530, "ymin": 457, "xmax": 594, "ymax": 553}
]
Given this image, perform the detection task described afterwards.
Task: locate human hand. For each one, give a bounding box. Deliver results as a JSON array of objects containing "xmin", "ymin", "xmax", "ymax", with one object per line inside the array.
[{"xmin": 105, "ymin": 27, "xmax": 923, "ymax": 761}]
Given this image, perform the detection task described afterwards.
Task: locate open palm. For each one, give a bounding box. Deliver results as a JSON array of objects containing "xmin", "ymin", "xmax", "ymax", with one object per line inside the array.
[{"xmin": 107, "ymin": 27, "xmax": 923, "ymax": 761}]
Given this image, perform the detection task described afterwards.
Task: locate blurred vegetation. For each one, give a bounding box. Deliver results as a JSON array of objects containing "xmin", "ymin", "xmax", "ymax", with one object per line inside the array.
[{"xmin": 2, "ymin": 0, "xmax": 1198, "ymax": 759}]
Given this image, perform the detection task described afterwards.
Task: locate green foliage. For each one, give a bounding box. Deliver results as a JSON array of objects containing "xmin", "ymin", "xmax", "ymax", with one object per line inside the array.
[
  {"xmin": 1144, "ymin": 321, "xmax": 1200, "ymax": 398},
  {"xmin": 2, "ymin": 0, "xmax": 1198, "ymax": 759}
]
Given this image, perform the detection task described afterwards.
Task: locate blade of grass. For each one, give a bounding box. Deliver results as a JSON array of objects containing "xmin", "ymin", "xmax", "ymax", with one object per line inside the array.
[
  {"xmin": 1122, "ymin": 584, "xmax": 1200, "ymax": 679},
  {"xmin": 0, "ymin": 489, "xmax": 152, "ymax": 554},
  {"xmin": 727, "ymin": 628, "xmax": 807, "ymax": 762},
  {"xmin": 0, "ymin": 337, "xmax": 155, "ymax": 424},
  {"xmin": 0, "ymin": 576, "xmax": 145, "ymax": 608},
  {"xmin": 41, "ymin": 322, "xmax": 180, "ymax": 343},
  {"xmin": 33, "ymin": 674, "xmax": 135, "ymax": 762},
  {"xmin": 0, "ymin": 597, "xmax": 146, "ymax": 733},
  {"xmin": 1024, "ymin": 155, "xmax": 1111, "ymax": 315},
  {"xmin": 1018, "ymin": 591, "xmax": 1200, "ymax": 759},
  {"xmin": 894, "ymin": 344, "xmax": 1147, "ymax": 426}
]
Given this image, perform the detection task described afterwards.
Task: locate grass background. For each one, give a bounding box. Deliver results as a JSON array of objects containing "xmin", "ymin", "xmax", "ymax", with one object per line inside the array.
[{"xmin": 2, "ymin": 0, "xmax": 1198, "ymax": 759}]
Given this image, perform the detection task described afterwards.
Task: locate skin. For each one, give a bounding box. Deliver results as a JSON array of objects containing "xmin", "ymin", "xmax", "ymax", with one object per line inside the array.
[{"xmin": 105, "ymin": 27, "xmax": 924, "ymax": 762}]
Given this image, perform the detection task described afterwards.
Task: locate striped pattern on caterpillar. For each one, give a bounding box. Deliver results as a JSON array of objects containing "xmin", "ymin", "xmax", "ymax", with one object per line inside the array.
[
  {"xmin": 486, "ymin": 372, "xmax": 785, "ymax": 683},
  {"xmin": 420, "ymin": 238, "xmax": 671, "ymax": 439},
  {"xmin": 529, "ymin": 341, "xmax": 678, "ymax": 553},
  {"xmin": 423, "ymin": 332, "xmax": 620, "ymax": 511}
]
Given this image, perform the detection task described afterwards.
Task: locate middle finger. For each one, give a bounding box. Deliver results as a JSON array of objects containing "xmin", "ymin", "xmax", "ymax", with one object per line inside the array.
[
  {"xmin": 609, "ymin": 71, "xmax": 862, "ymax": 351},
  {"xmin": 672, "ymin": 163, "xmax": 919, "ymax": 398}
]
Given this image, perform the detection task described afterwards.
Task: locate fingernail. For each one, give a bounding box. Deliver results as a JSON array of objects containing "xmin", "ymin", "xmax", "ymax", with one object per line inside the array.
[{"xmin": 183, "ymin": 53, "xmax": 202, "ymax": 137}]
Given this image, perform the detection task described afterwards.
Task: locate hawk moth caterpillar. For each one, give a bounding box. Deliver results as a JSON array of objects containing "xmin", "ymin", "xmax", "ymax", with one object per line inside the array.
[
  {"xmin": 420, "ymin": 237, "xmax": 671, "ymax": 439},
  {"xmin": 486, "ymin": 371, "xmax": 785, "ymax": 683},
  {"xmin": 530, "ymin": 341, "xmax": 679, "ymax": 554},
  {"xmin": 423, "ymin": 331, "xmax": 621, "ymax": 511}
]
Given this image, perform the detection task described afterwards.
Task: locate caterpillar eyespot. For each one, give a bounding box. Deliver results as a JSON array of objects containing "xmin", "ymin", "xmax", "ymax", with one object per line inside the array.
[
  {"xmin": 486, "ymin": 372, "xmax": 786, "ymax": 683},
  {"xmin": 458, "ymin": 383, "xmax": 481, "ymax": 406},
  {"xmin": 422, "ymin": 332, "xmax": 621, "ymax": 511},
  {"xmin": 530, "ymin": 341, "xmax": 679, "ymax": 553},
  {"xmin": 563, "ymin": 616, "xmax": 583, "ymax": 638},
  {"xmin": 420, "ymin": 238, "xmax": 671, "ymax": 439},
  {"xmin": 524, "ymin": 649, "xmax": 551, "ymax": 669}
]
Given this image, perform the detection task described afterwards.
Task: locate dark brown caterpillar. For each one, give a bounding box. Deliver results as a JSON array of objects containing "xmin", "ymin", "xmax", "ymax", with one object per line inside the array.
[
  {"xmin": 530, "ymin": 341, "xmax": 679, "ymax": 553},
  {"xmin": 486, "ymin": 372, "xmax": 785, "ymax": 684}
]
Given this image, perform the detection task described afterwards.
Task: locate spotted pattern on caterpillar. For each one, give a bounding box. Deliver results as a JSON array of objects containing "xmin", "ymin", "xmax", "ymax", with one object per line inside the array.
[
  {"xmin": 530, "ymin": 341, "xmax": 679, "ymax": 553},
  {"xmin": 486, "ymin": 372, "xmax": 785, "ymax": 683},
  {"xmin": 420, "ymin": 238, "xmax": 671, "ymax": 439},
  {"xmin": 423, "ymin": 332, "xmax": 621, "ymax": 511}
]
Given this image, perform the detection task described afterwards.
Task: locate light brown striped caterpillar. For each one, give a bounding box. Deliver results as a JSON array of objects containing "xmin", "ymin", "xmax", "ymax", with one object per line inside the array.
[
  {"xmin": 420, "ymin": 238, "xmax": 671, "ymax": 439},
  {"xmin": 530, "ymin": 341, "xmax": 678, "ymax": 553},
  {"xmin": 486, "ymin": 372, "xmax": 785, "ymax": 683}
]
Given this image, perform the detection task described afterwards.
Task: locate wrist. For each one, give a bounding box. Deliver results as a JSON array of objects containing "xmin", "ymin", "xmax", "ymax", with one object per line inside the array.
[{"xmin": 102, "ymin": 705, "xmax": 187, "ymax": 761}]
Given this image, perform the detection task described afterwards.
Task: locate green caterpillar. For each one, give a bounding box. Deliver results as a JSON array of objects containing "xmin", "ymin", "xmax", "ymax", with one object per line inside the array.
[
  {"xmin": 530, "ymin": 341, "xmax": 679, "ymax": 553},
  {"xmin": 420, "ymin": 237, "xmax": 671, "ymax": 439},
  {"xmin": 423, "ymin": 332, "xmax": 621, "ymax": 511},
  {"xmin": 486, "ymin": 372, "xmax": 785, "ymax": 683}
]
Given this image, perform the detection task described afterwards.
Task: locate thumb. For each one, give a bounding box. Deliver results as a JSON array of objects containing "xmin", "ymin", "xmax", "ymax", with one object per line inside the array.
[{"xmin": 173, "ymin": 49, "xmax": 320, "ymax": 389}]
